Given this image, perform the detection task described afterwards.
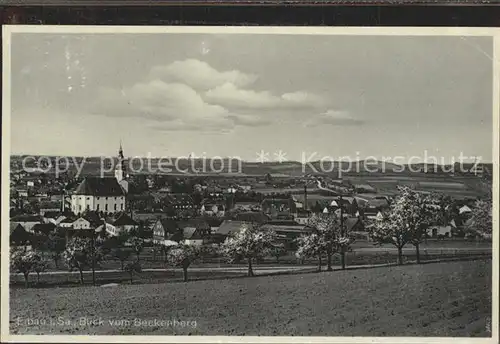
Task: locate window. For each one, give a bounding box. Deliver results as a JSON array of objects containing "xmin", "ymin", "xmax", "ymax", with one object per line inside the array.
[
  {"xmin": 87, "ymin": 197, "xmax": 90, "ymax": 201},
  {"xmin": 97, "ymin": 197, "xmax": 100, "ymax": 200},
  {"xmin": 105, "ymin": 204, "xmax": 108, "ymax": 211},
  {"xmin": 121, "ymin": 204, "xmax": 124, "ymax": 210},
  {"xmin": 96, "ymin": 204, "xmax": 100, "ymax": 211},
  {"xmin": 114, "ymin": 204, "xmax": 117, "ymax": 211},
  {"xmin": 79, "ymin": 205, "xmax": 82, "ymax": 211}
]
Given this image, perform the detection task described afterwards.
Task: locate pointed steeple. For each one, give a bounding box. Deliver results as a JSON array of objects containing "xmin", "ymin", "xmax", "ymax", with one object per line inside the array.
[
  {"xmin": 118, "ymin": 139, "xmax": 124, "ymax": 160},
  {"xmin": 115, "ymin": 140, "xmax": 126, "ymax": 183}
]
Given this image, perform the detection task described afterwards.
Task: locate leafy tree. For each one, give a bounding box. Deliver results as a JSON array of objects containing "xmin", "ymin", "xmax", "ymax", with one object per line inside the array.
[
  {"xmin": 308, "ymin": 213, "xmax": 353, "ymax": 271},
  {"xmin": 219, "ymin": 223, "xmax": 277, "ymax": 277},
  {"xmin": 10, "ymin": 247, "xmax": 42, "ymax": 288},
  {"xmin": 429, "ymin": 192, "xmax": 457, "ymax": 226},
  {"xmin": 466, "ymin": 199, "xmax": 492, "ymax": 239},
  {"xmin": 392, "ymin": 187, "xmax": 436, "ymax": 263},
  {"xmin": 124, "ymin": 260, "xmax": 142, "ymax": 284},
  {"xmin": 34, "ymin": 256, "xmax": 49, "ymax": 284},
  {"xmin": 370, "ymin": 210, "xmax": 408, "ymax": 265},
  {"xmin": 45, "ymin": 232, "xmax": 66, "ymax": 269},
  {"xmin": 166, "ymin": 245, "xmax": 200, "ymax": 282},
  {"xmin": 103, "ymin": 231, "xmax": 132, "ymax": 269},
  {"xmin": 127, "ymin": 236, "xmax": 144, "ymax": 262},
  {"xmin": 369, "ymin": 187, "xmax": 434, "ymax": 264},
  {"xmin": 112, "ymin": 247, "xmax": 132, "ymax": 270},
  {"xmin": 63, "ymin": 237, "xmax": 105, "ymax": 284},
  {"xmin": 295, "ymin": 233, "xmax": 325, "ymax": 272},
  {"xmin": 270, "ymin": 243, "xmax": 287, "ymax": 263}
]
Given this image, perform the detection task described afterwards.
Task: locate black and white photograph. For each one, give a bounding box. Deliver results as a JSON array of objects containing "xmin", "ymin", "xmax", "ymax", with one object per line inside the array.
[{"xmin": 1, "ymin": 26, "xmax": 498, "ymax": 341}]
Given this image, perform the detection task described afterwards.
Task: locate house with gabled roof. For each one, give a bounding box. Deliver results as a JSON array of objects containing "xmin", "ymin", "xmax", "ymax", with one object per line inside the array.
[
  {"xmin": 10, "ymin": 214, "xmax": 43, "ymax": 232},
  {"xmin": 10, "ymin": 223, "xmax": 30, "ymax": 246},
  {"xmin": 96, "ymin": 212, "xmax": 138, "ymax": 237},
  {"xmin": 216, "ymin": 220, "xmax": 247, "ymax": 236},
  {"xmin": 200, "ymin": 202, "xmax": 225, "ymax": 216},
  {"xmin": 233, "ymin": 211, "xmax": 270, "ymax": 224},
  {"xmin": 71, "ymin": 176, "xmax": 126, "ymax": 215},
  {"xmin": 153, "ymin": 218, "xmax": 180, "ymax": 245},
  {"xmin": 32, "ymin": 223, "xmax": 56, "ymax": 236}
]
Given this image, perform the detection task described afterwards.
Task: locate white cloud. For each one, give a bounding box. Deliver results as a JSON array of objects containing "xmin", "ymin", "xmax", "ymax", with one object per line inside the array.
[
  {"xmin": 91, "ymin": 79, "xmax": 268, "ymax": 131},
  {"xmin": 205, "ymin": 82, "xmax": 280, "ymax": 109},
  {"xmin": 305, "ymin": 110, "xmax": 364, "ymax": 127},
  {"xmin": 91, "ymin": 59, "xmax": 353, "ymax": 131},
  {"xmin": 151, "ymin": 59, "xmax": 258, "ymax": 91},
  {"xmin": 204, "ymin": 83, "xmax": 327, "ymax": 111}
]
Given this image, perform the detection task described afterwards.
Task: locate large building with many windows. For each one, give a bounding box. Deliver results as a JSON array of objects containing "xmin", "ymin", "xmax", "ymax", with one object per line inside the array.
[{"xmin": 71, "ymin": 144, "xmax": 128, "ymax": 215}]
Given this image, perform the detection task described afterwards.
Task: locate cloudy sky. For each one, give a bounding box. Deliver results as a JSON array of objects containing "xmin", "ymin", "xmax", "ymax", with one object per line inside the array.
[{"xmin": 10, "ymin": 32, "xmax": 493, "ymax": 162}]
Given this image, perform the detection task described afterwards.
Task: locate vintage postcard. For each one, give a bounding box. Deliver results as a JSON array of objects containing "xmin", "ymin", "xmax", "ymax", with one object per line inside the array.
[{"xmin": 1, "ymin": 25, "xmax": 499, "ymax": 343}]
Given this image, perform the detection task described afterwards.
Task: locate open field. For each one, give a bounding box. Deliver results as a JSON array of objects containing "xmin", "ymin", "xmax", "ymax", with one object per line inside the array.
[{"xmin": 9, "ymin": 259, "xmax": 492, "ymax": 336}]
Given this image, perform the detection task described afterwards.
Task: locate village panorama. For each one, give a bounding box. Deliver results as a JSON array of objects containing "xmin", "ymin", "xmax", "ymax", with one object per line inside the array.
[{"xmin": 5, "ymin": 28, "xmax": 495, "ymax": 339}]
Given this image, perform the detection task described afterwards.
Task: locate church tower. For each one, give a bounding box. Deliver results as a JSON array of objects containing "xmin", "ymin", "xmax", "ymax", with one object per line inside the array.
[{"xmin": 115, "ymin": 141, "xmax": 129, "ymax": 194}]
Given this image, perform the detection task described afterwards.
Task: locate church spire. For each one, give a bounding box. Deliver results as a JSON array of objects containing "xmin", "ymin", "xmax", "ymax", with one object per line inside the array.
[
  {"xmin": 115, "ymin": 140, "xmax": 126, "ymax": 183},
  {"xmin": 118, "ymin": 139, "xmax": 124, "ymax": 160}
]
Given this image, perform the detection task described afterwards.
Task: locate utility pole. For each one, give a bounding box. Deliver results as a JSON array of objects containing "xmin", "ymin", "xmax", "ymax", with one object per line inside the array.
[
  {"xmin": 339, "ymin": 193, "xmax": 346, "ymax": 270},
  {"xmin": 91, "ymin": 227, "xmax": 96, "ymax": 286}
]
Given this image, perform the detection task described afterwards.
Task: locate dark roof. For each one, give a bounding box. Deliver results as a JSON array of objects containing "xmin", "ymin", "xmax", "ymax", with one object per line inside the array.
[
  {"xmin": 178, "ymin": 218, "xmax": 210, "ymax": 230},
  {"xmin": 11, "ymin": 214, "xmax": 42, "ymax": 222},
  {"xmin": 111, "ymin": 212, "xmax": 138, "ymax": 226},
  {"xmin": 43, "ymin": 211, "xmax": 61, "ymax": 219},
  {"xmin": 262, "ymin": 198, "xmax": 292, "ymax": 206},
  {"xmin": 204, "ymin": 217, "xmax": 224, "ymax": 227},
  {"xmin": 60, "ymin": 216, "xmax": 77, "ymax": 224},
  {"xmin": 366, "ymin": 198, "xmax": 389, "ymax": 208},
  {"xmin": 165, "ymin": 193, "xmax": 194, "ymax": 204},
  {"xmin": 167, "ymin": 231, "xmax": 184, "ymax": 242},
  {"xmin": 234, "ymin": 212, "xmax": 270, "ymax": 224},
  {"xmin": 82, "ymin": 211, "xmax": 104, "ymax": 226},
  {"xmin": 216, "ymin": 220, "xmax": 246, "ymax": 235},
  {"xmin": 182, "ymin": 227, "xmax": 197, "ymax": 239},
  {"xmin": 265, "ymin": 220, "xmax": 301, "ymax": 226},
  {"xmin": 74, "ymin": 177, "xmax": 125, "ymax": 196},
  {"xmin": 10, "ymin": 223, "xmax": 26, "ymax": 234},
  {"xmin": 39, "ymin": 200, "xmax": 61, "ymax": 209},
  {"xmin": 205, "ymin": 233, "xmax": 227, "ymax": 244},
  {"xmin": 345, "ymin": 217, "xmax": 363, "ymax": 231},
  {"xmin": 32, "ymin": 223, "xmax": 56, "ymax": 234},
  {"xmin": 133, "ymin": 212, "xmax": 168, "ymax": 222},
  {"xmin": 158, "ymin": 218, "xmax": 179, "ymax": 234}
]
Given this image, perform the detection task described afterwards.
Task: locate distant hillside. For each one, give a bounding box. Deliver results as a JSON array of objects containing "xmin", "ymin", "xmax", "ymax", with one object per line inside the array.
[{"xmin": 9, "ymin": 155, "xmax": 493, "ymax": 178}]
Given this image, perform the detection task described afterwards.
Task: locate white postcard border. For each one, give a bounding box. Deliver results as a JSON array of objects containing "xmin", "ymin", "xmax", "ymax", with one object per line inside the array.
[{"xmin": 1, "ymin": 24, "xmax": 499, "ymax": 344}]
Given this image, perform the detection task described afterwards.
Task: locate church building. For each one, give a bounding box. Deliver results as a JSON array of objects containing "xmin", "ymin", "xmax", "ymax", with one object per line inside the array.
[{"xmin": 71, "ymin": 144, "xmax": 129, "ymax": 215}]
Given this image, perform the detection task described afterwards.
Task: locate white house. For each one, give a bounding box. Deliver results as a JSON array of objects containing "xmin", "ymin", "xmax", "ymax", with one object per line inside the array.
[
  {"xmin": 183, "ymin": 228, "xmax": 205, "ymax": 246},
  {"xmin": 71, "ymin": 177, "xmax": 126, "ymax": 214},
  {"xmin": 428, "ymin": 225, "xmax": 452, "ymax": 238},
  {"xmin": 71, "ymin": 144, "xmax": 128, "ymax": 214},
  {"xmin": 96, "ymin": 212, "xmax": 138, "ymax": 237},
  {"xmin": 72, "ymin": 217, "xmax": 92, "ymax": 230},
  {"xmin": 58, "ymin": 217, "xmax": 92, "ymax": 229},
  {"xmin": 200, "ymin": 203, "xmax": 225, "ymax": 216},
  {"xmin": 459, "ymin": 205, "xmax": 472, "ymax": 215}
]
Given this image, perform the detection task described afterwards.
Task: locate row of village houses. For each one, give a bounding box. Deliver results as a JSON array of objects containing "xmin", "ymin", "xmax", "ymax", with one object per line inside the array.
[
  {"xmin": 10, "ymin": 174, "xmax": 479, "ymax": 247},
  {"xmin": 10, "ymin": 196, "xmax": 476, "ymax": 249}
]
